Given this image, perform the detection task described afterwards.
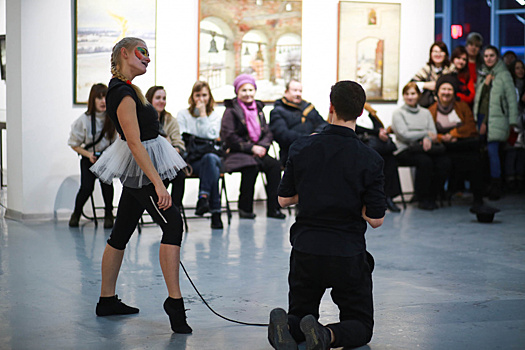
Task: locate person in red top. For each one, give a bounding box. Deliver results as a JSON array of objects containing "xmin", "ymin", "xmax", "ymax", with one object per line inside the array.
[
  {"xmin": 465, "ymin": 32, "xmax": 483, "ymax": 85},
  {"xmin": 451, "ymin": 46, "xmax": 476, "ymax": 107}
]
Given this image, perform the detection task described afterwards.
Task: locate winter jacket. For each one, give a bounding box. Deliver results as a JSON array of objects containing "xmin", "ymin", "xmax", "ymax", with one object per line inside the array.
[
  {"xmin": 428, "ymin": 101, "xmax": 478, "ymax": 141},
  {"xmin": 269, "ymin": 97, "xmax": 327, "ymax": 164},
  {"xmin": 220, "ymin": 98, "xmax": 273, "ymax": 172},
  {"xmin": 473, "ymin": 60, "xmax": 518, "ymax": 142}
]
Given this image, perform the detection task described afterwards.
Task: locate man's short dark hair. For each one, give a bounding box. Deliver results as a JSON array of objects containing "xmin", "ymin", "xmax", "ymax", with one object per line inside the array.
[
  {"xmin": 330, "ymin": 81, "xmax": 366, "ymax": 121},
  {"xmin": 285, "ymin": 79, "xmax": 301, "ymax": 91}
]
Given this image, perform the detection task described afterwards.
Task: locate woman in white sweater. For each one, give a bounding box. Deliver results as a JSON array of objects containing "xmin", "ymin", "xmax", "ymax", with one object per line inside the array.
[
  {"xmin": 68, "ymin": 83, "xmax": 117, "ymax": 228},
  {"xmin": 391, "ymin": 82, "xmax": 451, "ymax": 210},
  {"xmin": 177, "ymin": 81, "xmax": 223, "ymax": 229}
]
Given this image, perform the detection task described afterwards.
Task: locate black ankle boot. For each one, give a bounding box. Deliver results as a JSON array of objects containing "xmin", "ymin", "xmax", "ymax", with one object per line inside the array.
[
  {"xmin": 211, "ymin": 212, "xmax": 223, "ymax": 229},
  {"xmin": 69, "ymin": 211, "xmax": 81, "ymax": 227},
  {"xmin": 163, "ymin": 297, "xmax": 192, "ymax": 334},
  {"xmin": 104, "ymin": 211, "xmax": 114, "ymax": 229},
  {"xmin": 95, "ymin": 295, "xmax": 139, "ymax": 316}
]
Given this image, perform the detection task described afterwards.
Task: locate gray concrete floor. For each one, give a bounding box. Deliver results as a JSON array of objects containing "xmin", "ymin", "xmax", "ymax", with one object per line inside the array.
[{"xmin": 0, "ymin": 194, "xmax": 524, "ymax": 350}]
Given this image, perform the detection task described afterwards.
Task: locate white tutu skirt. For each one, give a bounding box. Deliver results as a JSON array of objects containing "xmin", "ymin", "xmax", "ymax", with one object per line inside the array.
[{"xmin": 91, "ymin": 136, "xmax": 187, "ymax": 188}]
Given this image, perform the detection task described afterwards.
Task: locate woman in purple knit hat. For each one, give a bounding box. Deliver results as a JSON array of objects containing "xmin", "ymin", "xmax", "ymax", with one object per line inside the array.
[{"xmin": 220, "ymin": 74, "xmax": 285, "ymax": 219}]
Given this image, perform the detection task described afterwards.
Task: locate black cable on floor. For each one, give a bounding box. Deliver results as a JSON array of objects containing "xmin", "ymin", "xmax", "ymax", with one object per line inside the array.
[{"xmin": 180, "ymin": 261, "xmax": 269, "ymax": 327}]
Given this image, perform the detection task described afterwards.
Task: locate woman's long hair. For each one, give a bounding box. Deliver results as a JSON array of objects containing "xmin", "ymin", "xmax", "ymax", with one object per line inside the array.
[
  {"xmin": 187, "ymin": 81, "xmax": 215, "ymax": 117},
  {"xmin": 110, "ymin": 37, "xmax": 149, "ymax": 106},
  {"xmin": 428, "ymin": 41, "xmax": 451, "ymax": 68},
  {"xmin": 86, "ymin": 83, "xmax": 115, "ymax": 140},
  {"xmin": 509, "ymin": 59, "xmax": 525, "ymax": 85},
  {"xmin": 451, "ymin": 45, "xmax": 470, "ymax": 84},
  {"xmin": 145, "ymin": 85, "xmax": 168, "ymax": 125}
]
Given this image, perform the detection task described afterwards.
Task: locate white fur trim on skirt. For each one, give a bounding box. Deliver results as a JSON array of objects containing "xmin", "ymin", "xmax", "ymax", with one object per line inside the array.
[{"xmin": 90, "ymin": 136, "xmax": 187, "ymax": 188}]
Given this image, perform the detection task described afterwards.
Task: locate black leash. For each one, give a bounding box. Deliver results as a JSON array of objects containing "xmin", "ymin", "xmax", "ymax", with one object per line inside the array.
[{"xmin": 180, "ymin": 261, "xmax": 269, "ymax": 327}]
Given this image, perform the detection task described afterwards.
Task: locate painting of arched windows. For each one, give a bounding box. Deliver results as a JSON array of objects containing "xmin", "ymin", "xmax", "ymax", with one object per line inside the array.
[
  {"xmin": 199, "ymin": 16, "xmax": 235, "ymax": 100},
  {"xmin": 276, "ymin": 33, "xmax": 302, "ymax": 84},
  {"xmin": 199, "ymin": 0, "xmax": 302, "ymax": 102}
]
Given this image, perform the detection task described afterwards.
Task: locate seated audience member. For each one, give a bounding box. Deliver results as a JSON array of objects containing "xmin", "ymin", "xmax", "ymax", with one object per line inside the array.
[
  {"xmin": 428, "ymin": 75, "xmax": 493, "ymax": 211},
  {"xmin": 391, "ymin": 82, "xmax": 451, "ymax": 210},
  {"xmin": 220, "ymin": 74, "xmax": 285, "ymax": 220},
  {"xmin": 473, "ymin": 45, "xmax": 518, "ymax": 200},
  {"xmin": 177, "ymin": 81, "xmax": 224, "ymax": 229},
  {"xmin": 269, "ymin": 79, "xmax": 327, "ymax": 165},
  {"xmin": 505, "ymin": 59, "xmax": 525, "ymax": 192},
  {"xmin": 450, "ymin": 46, "xmax": 476, "ymax": 107},
  {"xmin": 146, "ymin": 86, "xmax": 187, "ymax": 210},
  {"xmin": 411, "ymin": 41, "xmax": 455, "ymax": 108},
  {"xmin": 68, "ymin": 83, "xmax": 117, "ymax": 228},
  {"xmin": 355, "ymin": 104, "xmax": 402, "ymax": 212}
]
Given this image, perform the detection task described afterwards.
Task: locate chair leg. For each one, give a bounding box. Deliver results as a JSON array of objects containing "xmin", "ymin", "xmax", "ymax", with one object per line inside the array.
[
  {"xmin": 137, "ymin": 216, "xmax": 143, "ymax": 234},
  {"xmin": 90, "ymin": 193, "xmax": 98, "ymax": 227},
  {"xmin": 221, "ymin": 175, "xmax": 232, "ymax": 225},
  {"xmin": 400, "ymin": 192, "xmax": 407, "ymax": 209}
]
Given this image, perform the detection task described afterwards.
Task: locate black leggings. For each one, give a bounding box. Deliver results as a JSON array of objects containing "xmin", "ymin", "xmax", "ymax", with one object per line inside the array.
[
  {"xmin": 74, "ymin": 157, "xmax": 114, "ymax": 214},
  {"xmin": 107, "ymin": 181, "xmax": 184, "ymax": 250}
]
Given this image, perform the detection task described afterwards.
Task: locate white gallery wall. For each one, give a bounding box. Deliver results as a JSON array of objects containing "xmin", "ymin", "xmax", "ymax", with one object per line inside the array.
[
  {"xmin": 0, "ymin": 0, "xmax": 5, "ymax": 122},
  {"xmin": 4, "ymin": 0, "xmax": 434, "ymax": 219}
]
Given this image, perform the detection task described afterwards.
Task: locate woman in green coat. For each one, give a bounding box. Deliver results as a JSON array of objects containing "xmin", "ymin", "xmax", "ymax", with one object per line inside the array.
[{"xmin": 473, "ymin": 45, "xmax": 518, "ymax": 199}]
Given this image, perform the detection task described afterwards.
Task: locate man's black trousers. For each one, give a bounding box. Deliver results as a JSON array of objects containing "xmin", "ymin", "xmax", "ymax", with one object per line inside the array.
[{"xmin": 287, "ymin": 249, "xmax": 375, "ymax": 349}]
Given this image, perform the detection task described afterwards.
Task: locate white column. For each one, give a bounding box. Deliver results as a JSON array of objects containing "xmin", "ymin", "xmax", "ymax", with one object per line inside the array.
[{"xmin": 6, "ymin": 0, "xmax": 82, "ymax": 219}]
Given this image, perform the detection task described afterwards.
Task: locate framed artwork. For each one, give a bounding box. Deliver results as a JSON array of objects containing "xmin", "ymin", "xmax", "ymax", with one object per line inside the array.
[
  {"xmin": 338, "ymin": 1, "xmax": 401, "ymax": 102},
  {"xmin": 0, "ymin": 35, "xmax": 5, "ymax": 80},
  {"xmin": 74, "ymin": 0, "xmax": 156, "ymax": 104},
  {"xmin": 199, "ymin": 0, "xmax": 302, "ymax": 103}
]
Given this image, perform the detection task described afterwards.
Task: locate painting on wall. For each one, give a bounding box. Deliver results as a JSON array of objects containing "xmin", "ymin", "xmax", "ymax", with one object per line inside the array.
[
  {"xmin": 74, "ymin": 0, "xmax": 156, "ymax": 104},
  {"xmin": 338, "ymin": 1, "xmax": 400, "ymax": 101},
  {"xmin": 199, "ymin": 0, "xmax": 302, "ymax": 103}
]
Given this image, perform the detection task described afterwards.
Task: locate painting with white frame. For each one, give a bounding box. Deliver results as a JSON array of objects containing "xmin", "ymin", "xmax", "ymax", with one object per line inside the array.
[{"xmin": 74, "ymin": 0, "xmax": 156, "ymax": 104}]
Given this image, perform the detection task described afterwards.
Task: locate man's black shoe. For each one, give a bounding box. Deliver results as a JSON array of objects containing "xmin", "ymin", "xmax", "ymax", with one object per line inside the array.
[
  {"xmin": 300, "ymin": 315, "xmax": 332, "ymax": 350},
  {"xmin": 268, "ymin": 308, "xmax": 298, "ymax": 350}
]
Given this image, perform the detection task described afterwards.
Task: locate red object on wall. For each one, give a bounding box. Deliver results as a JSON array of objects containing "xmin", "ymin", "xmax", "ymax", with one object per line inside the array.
[{"xmin": 451, "ymin": 25, "xmax": 463, "ymax": 39}]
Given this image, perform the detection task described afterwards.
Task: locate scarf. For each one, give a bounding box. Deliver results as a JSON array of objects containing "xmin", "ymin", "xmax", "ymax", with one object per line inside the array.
[
  {"xmin": 437, "ymin": 100, "xmax": 455, "ymax": 115},
  {"xmin": 239, "ymin": 100, "xmax": 261, "ymax": 142}
]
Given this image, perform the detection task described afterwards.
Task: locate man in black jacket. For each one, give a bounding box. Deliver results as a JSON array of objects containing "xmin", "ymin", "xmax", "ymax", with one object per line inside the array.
[
  {"xmin": 270, "ymin": 80, "xmax": 327, "ymax": 166},
  {"xmin": 267, "ymin": 80, "xmax": 386, "ymax": 350}
]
